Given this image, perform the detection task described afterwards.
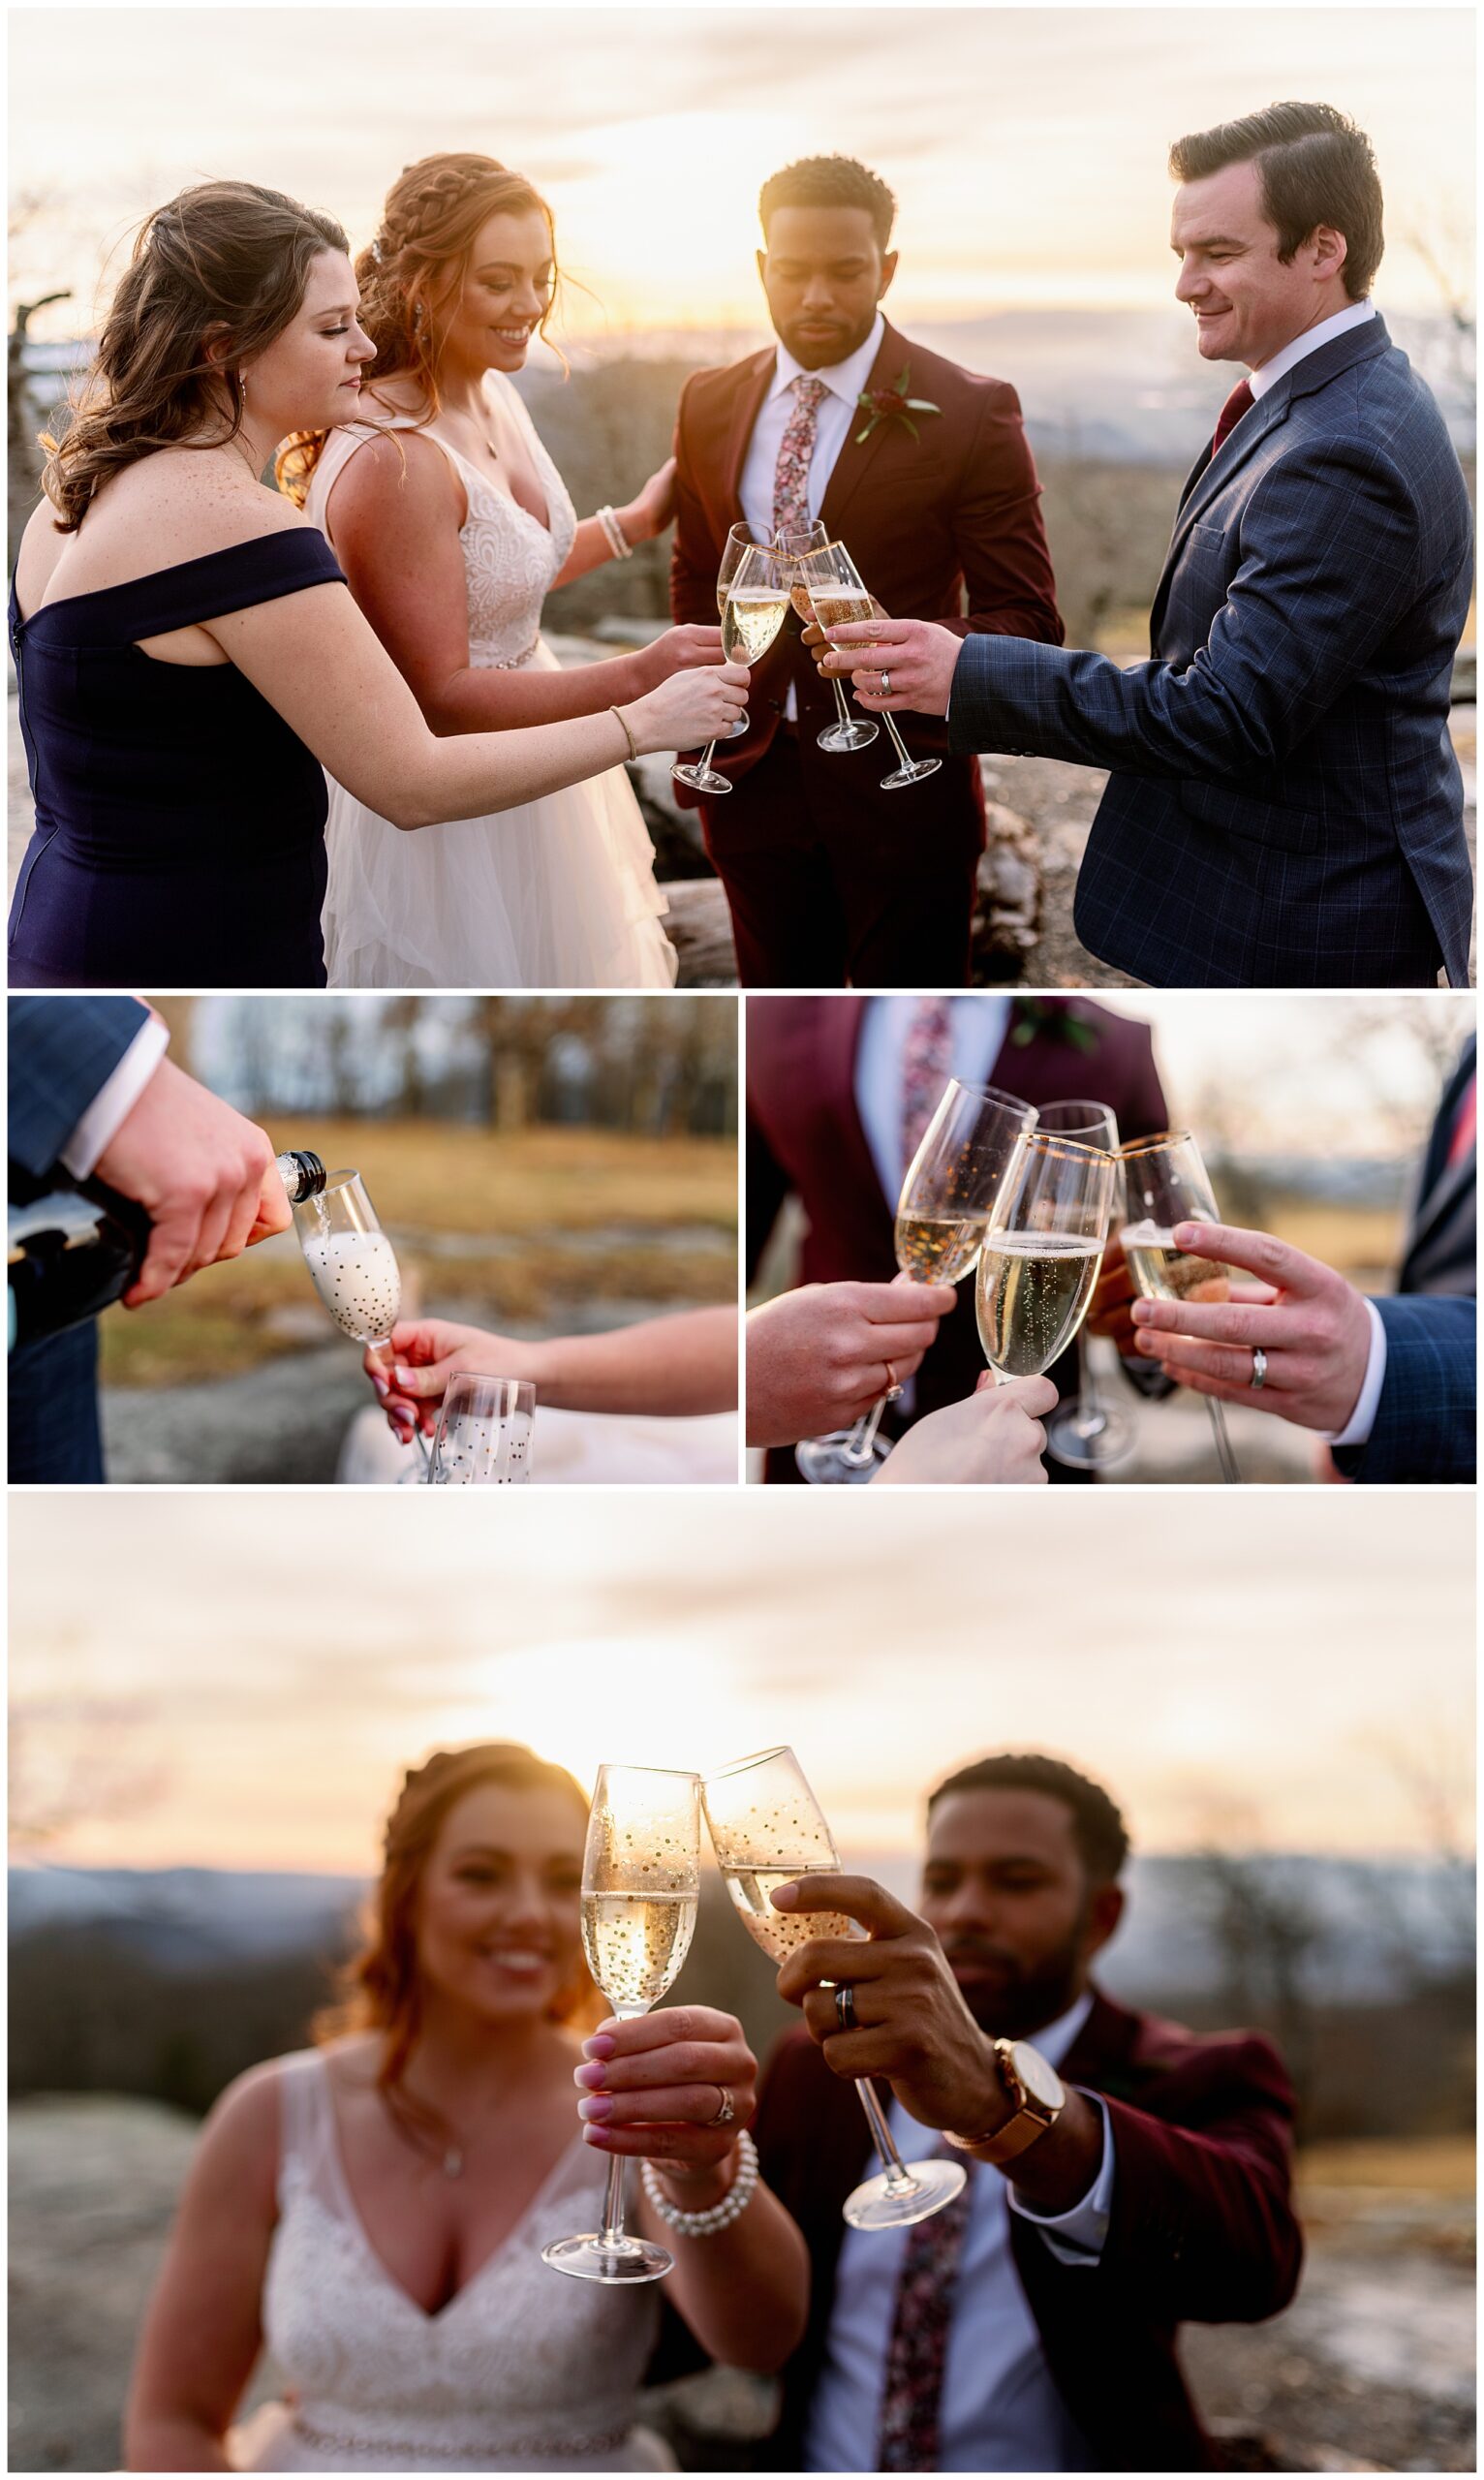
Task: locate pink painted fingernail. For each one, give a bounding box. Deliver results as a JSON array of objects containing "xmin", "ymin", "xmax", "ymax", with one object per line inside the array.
[
  {"xmin": 577, "ymin": 2094, "xmax": 613, "ymax": 2123},
  {"xmin": 574, "ymin": 2060, "xmax": 606, "ymax": 2090},
  {"xmin": 394, "ymin": 1366, "xmax": 415, "ymax": 1388},
  {"xmin": 582, "ymin": 2125, "xmax": 612, "ymax": 2147},
  {"xmin": 582, "ymin": 2033, "xmax": 616, "ymax": 2060}
]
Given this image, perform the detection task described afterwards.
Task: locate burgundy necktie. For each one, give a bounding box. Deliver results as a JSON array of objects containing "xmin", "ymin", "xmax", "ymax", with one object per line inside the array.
[
  {"xmin": 878, "ymin": 2160, "xmax": 974, "ymax": 2471},
  {"xmin": 900, "ymin": 997, "xmax": 955, "ymax": 1175},
  {"xmin": 1445, "ymin": 1072, "xmax": 1476, "ymax": 1168},
  {"xmin": 1211, "ymin": 377, "xmax": 1255, "ymax": 456}
]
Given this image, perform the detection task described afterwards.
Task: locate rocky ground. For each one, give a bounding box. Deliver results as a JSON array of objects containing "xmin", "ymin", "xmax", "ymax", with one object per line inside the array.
[{"xmin": 9, "ymin": 2096, "xmax": 1474, "ymax": 2474}]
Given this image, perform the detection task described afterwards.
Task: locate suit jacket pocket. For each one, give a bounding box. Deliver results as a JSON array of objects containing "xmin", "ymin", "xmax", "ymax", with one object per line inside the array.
[{"xmin": 1177, "ymin": 775, "xmax": 1318, "ymax": 855}]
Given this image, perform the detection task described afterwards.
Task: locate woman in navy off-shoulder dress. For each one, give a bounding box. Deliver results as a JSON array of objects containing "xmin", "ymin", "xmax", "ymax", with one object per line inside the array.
[{"xmin": 9, "ymin": 181, "xmax": 744, "ymax": 991}]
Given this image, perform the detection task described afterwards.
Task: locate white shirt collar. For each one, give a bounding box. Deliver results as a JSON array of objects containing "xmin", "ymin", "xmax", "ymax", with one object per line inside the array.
[
  {"xmin": 768, "ymin": 308, "xmax": 887, "ymax": 408},
  {"xmin": 1248, "ymin": 297, "xmax": 1376, "ymax": 398}
]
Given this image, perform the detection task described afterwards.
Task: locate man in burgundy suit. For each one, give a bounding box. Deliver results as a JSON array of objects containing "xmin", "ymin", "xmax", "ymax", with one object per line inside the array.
[
  {"xmin": 755, "ymin": 1752, "xmax": 1303, "ymax": 2471},
  {"xmin": 669, "ymin": 154, "xmax": 1063, "ymax": 988},
  {"xmin": 747, "ymin": 994, "xmax": 1171, "ymax": 1481}
]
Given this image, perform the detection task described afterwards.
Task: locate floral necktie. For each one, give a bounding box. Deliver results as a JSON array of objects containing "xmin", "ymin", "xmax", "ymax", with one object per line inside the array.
[
  {"xmin": 877, "ymin": 2159, "xmax": 974, "ymax": 2470},
  {"xmin": 771, "ymin": 375, "xmax": 829, "ymax": 542},
  {"xmin": 900, "ymin": 996, "xmax": 955, "ymax": 1177}
]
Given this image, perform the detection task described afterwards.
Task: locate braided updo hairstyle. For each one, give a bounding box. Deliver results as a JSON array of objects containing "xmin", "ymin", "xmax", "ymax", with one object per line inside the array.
[
  {"xmin": 279, "ymin": 153, "xmax": 557, "ymax": 502},
  {"xmin": 315, "ymin": 1742, "xmax": 596, "ymax": 2143},
  {"xmin": 42, "ymin": 180, "xmax": 349, "ymax": 533}
]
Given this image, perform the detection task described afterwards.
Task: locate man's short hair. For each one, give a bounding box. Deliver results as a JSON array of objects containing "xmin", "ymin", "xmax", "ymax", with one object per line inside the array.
[
  {"xmin": 927, "ymin": 1752, "xmax": 1130, "ymax": 1884},
  {"xmin": 1168, "ymin": 101, "xmax": 1383, "ymax": 299},
  {"xmin": 758, "ymin": 155, "xmax": 897, "ymax": 253}
]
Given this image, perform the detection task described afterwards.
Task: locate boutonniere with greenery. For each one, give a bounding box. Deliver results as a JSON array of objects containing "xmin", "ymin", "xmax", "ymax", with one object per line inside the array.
[
  {"xmin": 854, "ymin": 363, "xmax": 943, "ymax": 446},
  {"xmin": 1009, "ymin": 998, "xmax": 1102, "ymax": 1057}
]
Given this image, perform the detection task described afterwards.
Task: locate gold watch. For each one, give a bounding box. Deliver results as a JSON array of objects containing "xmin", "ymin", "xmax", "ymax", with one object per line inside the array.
[{"xmin": 943, "ymin": 2037, "xmax": 1067, "ymax": 2164}]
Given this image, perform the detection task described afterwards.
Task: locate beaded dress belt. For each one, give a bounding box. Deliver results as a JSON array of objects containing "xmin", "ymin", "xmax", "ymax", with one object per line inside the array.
[
  {"xmin": 474, "ymin": 634, "xmax": 541, "ymax": 672},
  {"xmin": 293, "ymin": 2411, "xmax": 631, "ymax": 2461}
]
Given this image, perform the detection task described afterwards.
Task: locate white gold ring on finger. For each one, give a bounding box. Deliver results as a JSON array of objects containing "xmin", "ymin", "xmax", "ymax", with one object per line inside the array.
[
  {"xmin": 880, "ymin": 669, "xmax": 892, "ymax": 695},
  {"xmin": 1251, "ymin": 1348, "xmax": 1268, "ymax": 1390},
  {"xmin": 705, "ymin": 2085, "xmax": 736, "ymax": 2127},
  {"xmin": 882, "ymin": 1358, "xmax": 903, "ymax": 1402}
]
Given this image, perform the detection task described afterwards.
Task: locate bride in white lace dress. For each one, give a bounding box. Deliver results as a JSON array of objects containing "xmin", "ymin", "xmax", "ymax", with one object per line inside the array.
[
  {"xmin": 124, "ymin": 1744, "xmax": 808, "ymax": 2472},
  {"xmin": 292, "ymin": 155, "xmax": 726, "ymax": 989}
]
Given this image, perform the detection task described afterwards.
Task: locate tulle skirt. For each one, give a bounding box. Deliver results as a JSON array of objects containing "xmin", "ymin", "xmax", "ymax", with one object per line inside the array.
[{"xmin": 322, "ymin": 642, "xmax": 677, "ymax": 990}]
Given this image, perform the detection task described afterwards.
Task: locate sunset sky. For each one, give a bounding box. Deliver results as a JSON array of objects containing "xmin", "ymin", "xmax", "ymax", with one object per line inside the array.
[
  {"xmin": 10, "ymin": 1491, "xmax": 1473, "ymax": 1874},
  {"xmin": 10, "ymin": 7, "xmax": 1474, "ymax": 343}
]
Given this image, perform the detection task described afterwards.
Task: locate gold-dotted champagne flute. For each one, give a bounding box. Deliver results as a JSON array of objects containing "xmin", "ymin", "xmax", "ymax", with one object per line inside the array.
[
  {"xmin": 427, "ymin": 1373, "xmax": 535, "ymax": 1485},
  {"xmin": 714, "ymin": 522, "xmax": 772, "ymax": 739},
  {"xmin": 974, "ymin": 1132, "xmax": 1117, "ymax": 1386},
  {"xmin": 795, "ymin": 1078, "xmax": 1036, "ymax": 1484},
  {"xmin": 542, "ymin": 1763, "xmax": 702, "ymax": 2284},
  {"xmin": 776, "ymin": 521, "xmax": 879, "ymax": 754},
  {"xmin": 671, "ymin": 543, "xmax": 788, "ymax": 794},
  {"xmin": 1116, "ymin": 1132, "xmax": 1243, "ymax": 1484},
  {"xmin": 701, "ymin": 1746, "xmax": 966, "ymax": 2231},
  {"xmin": 291, "ymin": 1169, "xmax": 428, "ymax": 1470},
  {"xmin": 798, "ymin": 540, "xmax": 943, "ymax": 789}
]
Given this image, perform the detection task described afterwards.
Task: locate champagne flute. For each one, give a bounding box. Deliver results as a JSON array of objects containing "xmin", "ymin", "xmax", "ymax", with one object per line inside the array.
[
  {"xmin": 542, "ymin": 1763, "xmax": 701, "ymax": 2284},
  {"xmin": 797, "ymin": 541, "xmax": 943, "ymax": 790},
  {"xmin": 671, "ymin": 542, "xmax": 786, "ymax": 794},
  {"xmin": 776, "ymin": 520, "xmax": 878, "ymax": 754},
  {"xmin": 427, "ymin": 1374, "xmax": 535, "ymax": 1485},
  {"xmin": 975, "ymin": 1132, "xmax": 1116, "ymax": 1387},
  {"xmin": 701, "ymin": 1746, "xmax": 966, "ymax": 2231},
  {"xmin": 1032, "ymin": 1101, "xmax": 1137, "ymax": 1472},
  {"xmin": 1116, "ymin": 1132, "xmax": 1243, "ymax": 1485},
  {"xmin": 292, "ymin": 1169, "xmax": 428, "ymax": 1470},
  {"xmin": 795, "ymin": 1078, "xmax": 1036, "ymax": 1484},
  {"xmin": 712, "ymin": 523, "xmax": 772, "ymax": 738}
]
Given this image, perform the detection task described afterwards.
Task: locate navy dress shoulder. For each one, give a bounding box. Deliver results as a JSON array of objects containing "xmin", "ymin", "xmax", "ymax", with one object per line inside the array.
[{"xmin": 8, "ymin": 528, "xmax": 346, "ymax": 989}]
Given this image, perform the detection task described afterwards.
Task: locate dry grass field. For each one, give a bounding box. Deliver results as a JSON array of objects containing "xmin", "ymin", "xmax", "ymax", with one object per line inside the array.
[{"xmin": 99, "ymin": 1120, "xmax": 738, "ymax": 1389}]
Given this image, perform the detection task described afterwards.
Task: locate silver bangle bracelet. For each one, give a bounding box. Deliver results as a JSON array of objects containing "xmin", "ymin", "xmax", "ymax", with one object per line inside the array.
[
  {"xmin": 641, "ymin": 2128, "xmax": 759, "ymax": 2236},
  {"xmin": 597, "ymin": 503, "xmax": 634, "ymax": 560}
]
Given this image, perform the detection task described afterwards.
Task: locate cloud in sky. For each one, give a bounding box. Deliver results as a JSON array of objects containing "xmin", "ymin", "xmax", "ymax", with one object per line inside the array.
[
  {"xmin": 10, "ymin": 1490, "xmax": 1473, "ymax": 1873},
  {"xmin": 9, "ymin": 7, "xmax": 1473, "ymax": 335}
]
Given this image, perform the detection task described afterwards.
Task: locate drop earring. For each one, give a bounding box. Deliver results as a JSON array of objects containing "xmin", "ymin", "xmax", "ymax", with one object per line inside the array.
[{"xmin": 237, "ymin": 371, "xmax": 248, "ymax": 405}]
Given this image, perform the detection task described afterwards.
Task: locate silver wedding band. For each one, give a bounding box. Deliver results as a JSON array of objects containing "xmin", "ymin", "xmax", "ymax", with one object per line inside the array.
[
  {"xmin": 1251, "ymin": 1348, "xmax": 1268, "ymax": 1390},
  {"xmin": 880, "ymin": 669, "xmax": 892, "ymax": 695},
  {"xmin": 883, "ymin": 1358, "xmax": 903, "ymax": 1402},
  {"xmin": 834, "ymin": 1984, "xmax": 858, "ymax": 2034},
  {"xmin": 706, "ymin": 2085, "xmax": 736, "ymax": 2127}
]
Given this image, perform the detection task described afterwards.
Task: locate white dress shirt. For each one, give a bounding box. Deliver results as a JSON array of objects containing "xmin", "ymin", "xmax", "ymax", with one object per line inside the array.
[
  {"xmin": 1248, "ymin": 296, "xmax": 1376, "ymax": 397},
  {"xmin": 804, "ymin": 1991, "xmax": 1114, "ymax": 2472},
  {"xmin": 738, "ymin": 311, "xmax": 887, "ymax": 718},
  {"xmin": 59, "ymin": 1017, "xmax": 170, "ymax": 1179}
]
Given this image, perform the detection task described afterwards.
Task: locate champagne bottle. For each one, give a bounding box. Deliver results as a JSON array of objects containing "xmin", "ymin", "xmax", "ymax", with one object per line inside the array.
[{"xmin": 8, "ymin": 1151, "xmax": 326, "ymax": 1353}]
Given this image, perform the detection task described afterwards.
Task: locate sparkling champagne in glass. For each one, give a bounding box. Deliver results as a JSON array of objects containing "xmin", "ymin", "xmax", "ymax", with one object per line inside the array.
[
  {"xmin": 797, "ymin": 541, "xmax": 943, "ymax": 790},
  {"xmin": 713, "ymin": 522, "xmax": 772, "ymax": 737},
  {"xmin": 975, "ymin": 1132, "xmax": 1116, "ymax": 1385},
  {"xmin": 701, "ymin": 1746, "xmax": 966, "ymax": 2231},
  {"xmin": 672, "ymin": 543, "xmax": 786, "ymax": 794},
  {"xmin": 795, "ymin": 1077, "xmax": 1036, "ymax": 1484},
  {"xmin": 1116, "ymin": 1132, "xmax": 1243, "ymax": 1484},
  {"xmin": 776, "ymin": 522, "xmax": 879, "ymax": 753},
  {"xmin": 542, "ymin": 1763, "xmax": 701, "ymax": 2284}
]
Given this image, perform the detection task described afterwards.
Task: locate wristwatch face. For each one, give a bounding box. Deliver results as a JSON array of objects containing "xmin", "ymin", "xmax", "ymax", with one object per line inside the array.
[{"xmin": 1008, "ymin": 2040, "xmax": 1066, "ymax": 2115}]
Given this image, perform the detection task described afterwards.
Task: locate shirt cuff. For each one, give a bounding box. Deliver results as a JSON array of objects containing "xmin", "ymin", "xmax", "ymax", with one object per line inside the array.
[
  {"xmin": 1006, "ymin": 2092, "xmax": 1114, "ymax": 2264},
  {"xmin": 1322, "ymin": 1298, "xmax": 1387, "ymax": 1447},
  {"xmin": 59, "ymin": 1018, "xmax": 170, "ymax": 1180}
]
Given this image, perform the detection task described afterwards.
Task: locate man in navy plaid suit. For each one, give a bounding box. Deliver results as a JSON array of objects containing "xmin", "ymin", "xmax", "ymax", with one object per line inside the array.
[
  {"xmin": 9, "ymin": 997, "xmax": 291, "ymax": 1481},
  {"xmin": 815, "ymin": 104, "xmax": 1474, "ymax": 990},
  {"xmin": 1126, "ymin": 1035, "xmax": 1476, "ymax": 1483}
]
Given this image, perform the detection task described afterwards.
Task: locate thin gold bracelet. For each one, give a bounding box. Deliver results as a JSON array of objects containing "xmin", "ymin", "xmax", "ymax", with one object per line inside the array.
[{"xmin": 609, "ymin": 705, "xmax": 639, "ymax": 762}]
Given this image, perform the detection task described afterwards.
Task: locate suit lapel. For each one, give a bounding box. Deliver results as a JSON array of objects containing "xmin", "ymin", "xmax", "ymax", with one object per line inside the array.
[
  {"xmin": 820, "ymin": 997, "xmax": 885, "ymax": 1208},
  {"xmin": 1152, "ymin": 315, "xmax": 1394, "ymax": 625},
  {"xmin": 722, "ymin": 348, "xmax": 778, "ymax": 523},
  {"xmin": 819, "ymin": 321, "xmax": 914, "ymax": 540}
]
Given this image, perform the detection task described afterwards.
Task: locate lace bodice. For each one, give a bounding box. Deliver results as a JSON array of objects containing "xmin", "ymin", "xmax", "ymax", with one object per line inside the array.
[
  {"xmin": 305, "ymin": 374, "xmax": 577, "ymax": 668},
  {"xmin": 256, "ymin": 2050, "xmax": 661, "ymax": 2468}
]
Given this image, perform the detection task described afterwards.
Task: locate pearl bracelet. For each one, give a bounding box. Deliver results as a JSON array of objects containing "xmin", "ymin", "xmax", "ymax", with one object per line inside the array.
[
  {"xmin": 597, "ymin": 503, "xmax": 634, "ymax": 560},
  {"xmin": 641, "ymin": 2128, "xmax": 759, "ymax": 2237}
]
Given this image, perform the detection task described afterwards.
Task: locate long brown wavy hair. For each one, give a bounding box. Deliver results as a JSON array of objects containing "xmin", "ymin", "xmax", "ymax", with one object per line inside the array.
[
  {"xmin": 278, "ymin": 152, "xmax": 558, "ymax": 503},
  {"xmin": 41, "ymin": 180, "xmax": 349, "ymax": 534},
  {"xmin": 315, "ymin": 1743, "xmax": 596, "ymax": 2147}
]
